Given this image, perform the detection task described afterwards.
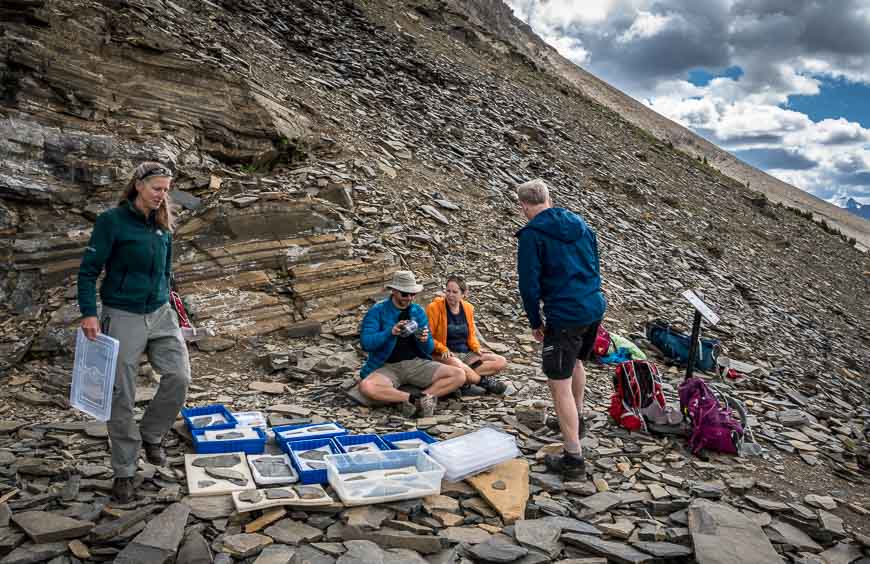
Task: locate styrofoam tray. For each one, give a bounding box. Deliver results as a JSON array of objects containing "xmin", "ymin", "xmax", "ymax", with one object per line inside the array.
[
  {"xmin": 184, "ymin": 452, "xmax": 256, "ymax": 497},
  {"xmin": 326, "ymin": 450, "xmax": 445, "ymax": 506},
  {"xmin": 248, "ymin": 454, "xmax": 298, "ymax": 485},
  {"xmin": 426, "ymin": 427, "xmax": 520, "ymax": 482},
  {"xmin": 232, "ymin": 484, "xmax": 334, "ymax": 513}
]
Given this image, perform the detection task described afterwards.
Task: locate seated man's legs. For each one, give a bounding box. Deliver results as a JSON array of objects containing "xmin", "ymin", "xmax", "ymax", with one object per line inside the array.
[
  {"xmin": 423, "ymin": 363, "xmax": 465, "ymax": 397},
  {"xmin": 358, "ymin": 371, "xmax": 409, "ymax": 404}
]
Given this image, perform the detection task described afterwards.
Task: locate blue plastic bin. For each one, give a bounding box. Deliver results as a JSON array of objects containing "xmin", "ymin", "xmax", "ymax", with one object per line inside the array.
[
  {"xmin": 191, "ymin": 427, "xmax": 267, "ymax": 455},
  {"xmin": 381, "ymin": 430, "xmax": 438, "ymax": 451},
  {"xmin": 273, "ymin": 422, "xmax": 348, "ymax": 447},
  {"xmin": 182, "ymin": 405, "xmax": 238, "ymax": 432},
  {"xmin": 334, "ymin": 434, "xmax": 392, "ymax": 454},
  {"xmin": 284, "ymin": 437, "xmax": 342, "ymax": 485}
]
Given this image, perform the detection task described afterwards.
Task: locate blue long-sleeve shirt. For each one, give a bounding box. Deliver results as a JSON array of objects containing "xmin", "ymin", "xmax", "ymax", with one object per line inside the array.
[{"xmin": 359, "ymin": 299, "xmax": 434, "ymax": 378}]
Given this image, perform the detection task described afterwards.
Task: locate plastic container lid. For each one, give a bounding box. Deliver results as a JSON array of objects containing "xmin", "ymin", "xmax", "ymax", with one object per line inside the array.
[
  {"xmin": 426, "ymin": 427, "xmax": 520, "ymax": 482},
  {"xmin": 70, "ymin": 328, "xmax": 119, "ymax": 422}
]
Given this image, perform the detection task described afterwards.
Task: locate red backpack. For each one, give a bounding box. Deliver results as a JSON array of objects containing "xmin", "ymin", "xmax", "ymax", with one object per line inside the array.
[
  {"xmin": 608, "ymin": 360, "xmax": 667, "ymax": 432},
  {"xmin": 592, "ymin": 325, "xmax": 611, "ymax": 357}
]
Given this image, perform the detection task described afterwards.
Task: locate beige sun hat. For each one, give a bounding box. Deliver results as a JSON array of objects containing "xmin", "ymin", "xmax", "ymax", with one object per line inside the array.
[{"xmin": 386, "ymin": 270, "xmax": 423, "ymax": 294}]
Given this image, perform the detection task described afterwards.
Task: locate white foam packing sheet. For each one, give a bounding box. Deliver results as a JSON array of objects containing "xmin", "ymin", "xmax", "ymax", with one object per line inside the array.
[
  {"xmin": 232, "ymin": 411, "xmax": 267, "ymax": 428},
  {"xmin": 185, "ymin": 452, "xmax": 256, "ymax": 497},
  {"xmin": 247, "ymin": 454, "xmax": 298, "ymax": 485},
  {"xmin": 189, "ymin": 413, "xmax": 228, "ymax": 429},
  {"xmin": 231, "ymin": 484, "xmax": 334, "ymax": 513},
  {"xmin": 202, "ymin": 427, "xmax": 261, "ymax": 441},
  {"xmin": 70, "ymin": 328, "xmax": 119, "ymax": 422},
  {"xmin": 278, "ymin": 423, "xmax": 343, "ymax": 439},
  {"xmin": 293, "ymin": 445, "xmax": 333, "ymax": 471},
  {"xmin": 426, "ymin": 427, "xmax": 520, "ymax": 482}
]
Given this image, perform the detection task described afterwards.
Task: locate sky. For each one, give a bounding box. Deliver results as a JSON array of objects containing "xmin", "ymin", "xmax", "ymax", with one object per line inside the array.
[{"xmin": 505, "ymin": 0, "xmax": 870, "ymax": 206}]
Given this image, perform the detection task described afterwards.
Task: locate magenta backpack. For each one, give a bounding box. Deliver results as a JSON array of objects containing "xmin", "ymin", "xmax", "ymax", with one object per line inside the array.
[{"xmin": 679, "ymin": 377, "xmax": 743, "ymax": 455}]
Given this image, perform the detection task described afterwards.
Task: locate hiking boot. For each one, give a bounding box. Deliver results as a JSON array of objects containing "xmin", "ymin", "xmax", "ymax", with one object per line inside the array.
[
  {"xmin": 544, "ymin": 452, "xmax": 586, "ymax": 479},
  {"xmin": 415, "ymin": 394, "xmax": 437, "ymax": 418},
  {"xmin": 459, "ymin": 384, "xmax": 486, "ymax": 397},
  {"xmin": 112, "ymin": 477, "xmax": 135, "ymax": 504},
  {"xmin": 478, "ymin": 375, "xmax": 507, "ymax": 395},
  {"xmin": 546, "ymin": 415, "xmax": 587, "ymax": 438},
  {"xmin": 400, "ymin": 400, "xmax": 417, "ymax": 418},
  {"xmin": 143, "ymin": 441, "xmax": 166, "ymax": 466}
]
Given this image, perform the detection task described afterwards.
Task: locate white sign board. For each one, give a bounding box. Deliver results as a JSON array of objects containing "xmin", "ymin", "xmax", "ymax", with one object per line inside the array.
[{"xmin": 682, "ymin": 290, "xmax": 720, "ymax": 325}]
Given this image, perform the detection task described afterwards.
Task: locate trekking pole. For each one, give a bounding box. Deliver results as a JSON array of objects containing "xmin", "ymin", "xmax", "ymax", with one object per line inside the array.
[{"xmin": 684, "ymin": 309, "xmax": 702, "ymax": 382}]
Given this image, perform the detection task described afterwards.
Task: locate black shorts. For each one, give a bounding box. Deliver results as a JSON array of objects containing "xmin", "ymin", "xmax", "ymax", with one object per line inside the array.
[{"xmin": 541, "ymin": 322, "xmax": 600, "ymax": 380}]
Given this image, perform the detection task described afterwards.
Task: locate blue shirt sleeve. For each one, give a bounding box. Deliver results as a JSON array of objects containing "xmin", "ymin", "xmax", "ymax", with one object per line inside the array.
[
  {"xmin": 517, "ymin": 230, "xmax": 543, "ymax": 329},
  {"xmin": 359, "ymin": 303, "xmax": 394, "ymax": 352}
]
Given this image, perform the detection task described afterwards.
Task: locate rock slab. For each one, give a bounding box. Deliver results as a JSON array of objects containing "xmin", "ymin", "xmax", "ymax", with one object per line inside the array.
[{"xmin": 688, "ymin": 499, "xmax": 782, "ymax": 564}]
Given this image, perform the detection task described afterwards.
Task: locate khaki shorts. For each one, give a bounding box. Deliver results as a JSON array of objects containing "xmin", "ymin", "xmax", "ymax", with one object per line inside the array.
[
  {"xmin": 376, "ymin": 359, "xmax": 440, "ymax": 389},
  {"xmin": 456, "ymin": 351, "xmax": 482, "ymax": 367}
]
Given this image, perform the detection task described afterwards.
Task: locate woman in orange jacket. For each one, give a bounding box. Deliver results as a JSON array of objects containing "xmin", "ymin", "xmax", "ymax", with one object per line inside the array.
[{"xmin": 426, "ymin": 275, "xmax": 507, "ymax": 394}]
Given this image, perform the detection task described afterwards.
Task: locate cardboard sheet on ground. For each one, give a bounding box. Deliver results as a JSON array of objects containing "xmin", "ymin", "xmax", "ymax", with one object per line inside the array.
[
  {"xmin": 466, "ymin": 458, "xmax": 529, "ymax": 525},
  {"xmin": 231, "ymin": 485, "xmax": 335, "ymax": 513},
  {"xmin": 70, "ymin": 328, "xmax": 119, "ymax": 422},
  {"xmin": 185, "ymin": 453, "xmax": 256, "ymax": 497}
]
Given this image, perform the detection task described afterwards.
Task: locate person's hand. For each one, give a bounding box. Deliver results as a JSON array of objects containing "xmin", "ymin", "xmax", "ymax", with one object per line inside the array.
[
  {"xmin": 417, "ymin": 327, "xmax": 429, "ymax": 343},
  {"xmin": 81, "ymin": 316, "xmax": 100, "ymax": 341},
  {"xmin": 391, "ymin": 321, "xmax": 407, "ymax": 336},
  {"xmin": 439, "ymin": 350, "xmax": 453, "ymax": 361},
  {"xmin": 533, "ymin": 326, "xmax": 545, "ymax": 342}
]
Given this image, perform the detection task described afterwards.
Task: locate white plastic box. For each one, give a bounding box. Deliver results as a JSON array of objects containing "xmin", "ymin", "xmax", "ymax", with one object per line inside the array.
[
  {"xmin": 70, "ymin": 328, "xmax": 119, "ymax": 422},
  {"xmin": 426, "ymin": 427, "xmax": 520, "ymax": 482},
  {"xmin": 325, "ymin": 449, "xmax": 445, "ymax": 506}
]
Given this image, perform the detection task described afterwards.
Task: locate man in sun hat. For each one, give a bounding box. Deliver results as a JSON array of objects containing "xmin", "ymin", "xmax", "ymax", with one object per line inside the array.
[{"xmin": 358, "ymin": 270, "xmax": 465, "ymax": 417}]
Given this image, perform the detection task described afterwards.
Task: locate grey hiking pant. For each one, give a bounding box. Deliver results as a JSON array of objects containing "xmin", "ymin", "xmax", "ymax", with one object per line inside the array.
[{"xmin": 101, "ymin": 303, "xmax": 190, "ymax": 478}]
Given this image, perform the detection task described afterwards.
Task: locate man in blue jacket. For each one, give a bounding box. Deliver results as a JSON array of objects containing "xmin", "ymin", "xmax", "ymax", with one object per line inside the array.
[
  {"xmin": 359, "ymin": 271, "xmax": 465, "ymax": 418},
  {"xmin": 516, "ymin": 179, "xmax": 606, "ymax": 478}
]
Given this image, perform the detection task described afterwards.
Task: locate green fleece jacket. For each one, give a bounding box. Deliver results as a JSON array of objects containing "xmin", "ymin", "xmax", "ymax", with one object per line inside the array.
[{"xmin": 77, "ymin": 200, "xmax": 172, "ymax": 317}]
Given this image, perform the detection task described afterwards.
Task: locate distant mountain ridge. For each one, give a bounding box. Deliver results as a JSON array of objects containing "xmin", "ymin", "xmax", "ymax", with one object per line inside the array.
[
  {"xmin": 846, "ymin": 198, "xmax": 870, "ymax": 220},
  {"xmin": 450, "ymin": 0, "xmax": 870, "ymax": 251}
]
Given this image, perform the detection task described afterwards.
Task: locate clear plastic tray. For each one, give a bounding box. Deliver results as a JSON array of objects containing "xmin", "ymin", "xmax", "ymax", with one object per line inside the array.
[
  {"xmin": 326, "ymin": 450, "xmax": 445, "ymax": 506},
  {"xmin": 70, "ymin": 328, "xmax": 119, "ymax": 422},
  {"xmin": 247, "ymin": 454, "xmax": 299, "ymax": 485},
  {"xmin": 426, "ymin": 427, "xmax": 520, "ymax": 482}
]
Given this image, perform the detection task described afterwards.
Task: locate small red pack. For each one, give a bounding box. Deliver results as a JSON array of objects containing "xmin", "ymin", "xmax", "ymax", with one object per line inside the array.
[{"xmin": 593, "ymin": 325, "xmax": 611, "ymax": 357}]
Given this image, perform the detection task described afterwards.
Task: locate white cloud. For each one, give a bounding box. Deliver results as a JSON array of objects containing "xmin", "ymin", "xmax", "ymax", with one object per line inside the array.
[
  {"xmin": 618, "ymin": 11, "xmax": 678, "ymax": 43},
  {"xmin": 507, "ymin": 0, "xmax": 870, "ymax": 204}
]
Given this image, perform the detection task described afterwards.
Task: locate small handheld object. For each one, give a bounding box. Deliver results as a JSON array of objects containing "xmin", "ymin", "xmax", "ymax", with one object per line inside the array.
[{"xmin": 398, "ymin": 320, "xmax": 419, "ymax": 338}]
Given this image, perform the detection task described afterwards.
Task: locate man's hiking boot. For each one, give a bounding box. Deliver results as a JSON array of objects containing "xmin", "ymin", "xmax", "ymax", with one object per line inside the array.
[
  {"xmin": 143, "ymin": 441, "xmax": 166, "ymax": 466},
  {"xmin": 400, "ymin": 400, "xmax": 417, "ymax": 418},
  {"xmin": 544, "ymin": 452, "xmax": 586, "ymax": 479},
  {"xmin": 478, "ymin": 375, "xmax": 507, "ymax": 395},
  {"xmin": 546, "ymin": 414, "xmax": 587, "ymax": 438},
  {"xmin": 112, "ymin": 477, "xmax": 135, "ymax": 504},
  {"xmin": 415, "ymin": 394, "xmax": 437, "ymax": 418},
  {"xmin": 459, "ymin": 384, "xmax": 485, "ymax": 397}
]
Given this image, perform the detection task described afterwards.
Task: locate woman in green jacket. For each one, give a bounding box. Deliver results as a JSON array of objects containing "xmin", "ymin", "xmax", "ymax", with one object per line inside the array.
[{"xmin": 77, "ymin": 162, "xmax": 190, "ymax": 504}]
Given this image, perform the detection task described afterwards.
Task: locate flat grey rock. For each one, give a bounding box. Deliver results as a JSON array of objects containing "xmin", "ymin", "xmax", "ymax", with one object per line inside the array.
[
  {"xmin": 254, "ymin": 544, "xmax": 296, "ymax": 564},
  {"xmin": 0, "ymin": 542, "xmax": 69, "ymax": 564},
  {"xmin": 222, "ymin": 533, "xmax": 273, "ymax": 558},
  {"xmin": 177, "ymin": 531, "xmax": 212, "ymax": 564},
  {"xmin": 11, "ymin": 511, "xmax": 93, "ymax": 543},
  {"xmin": 514, "ymin": 518, "xmax": 561, "ymax": 557},
  {"xmin": 264, "ymin": 519, "xmax": 324, "ymax": 546},
  {"xmin": 467, "ymin": 540, "xmax": 528, "ymax": 563},
  {"xmin": 290, "ymin": 545, "xmax": 335, "ymax": 564},
  {"xmin": 204, "ymin": 467, "xmax": 248, "ymax": 486},
  {"xmin": 336, "ymin": 540, "xmax": 384, "ymax": 564},
  {"xmin": 265, "ymin": 489, "xmax": 294, "ymax": 500},
  {"xmin": 689, "ymin": 499, "xmax": 781, "ymax": 564},
  {"xmin": 561, "ymin": 534, "xmax": 653, "ymax": 564}
]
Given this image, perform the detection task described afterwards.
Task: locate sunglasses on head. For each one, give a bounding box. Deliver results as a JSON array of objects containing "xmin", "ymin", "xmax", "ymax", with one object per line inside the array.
[{"xmin": 137, "ymin": 165, "xmax": 173, "ymax": 181}]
